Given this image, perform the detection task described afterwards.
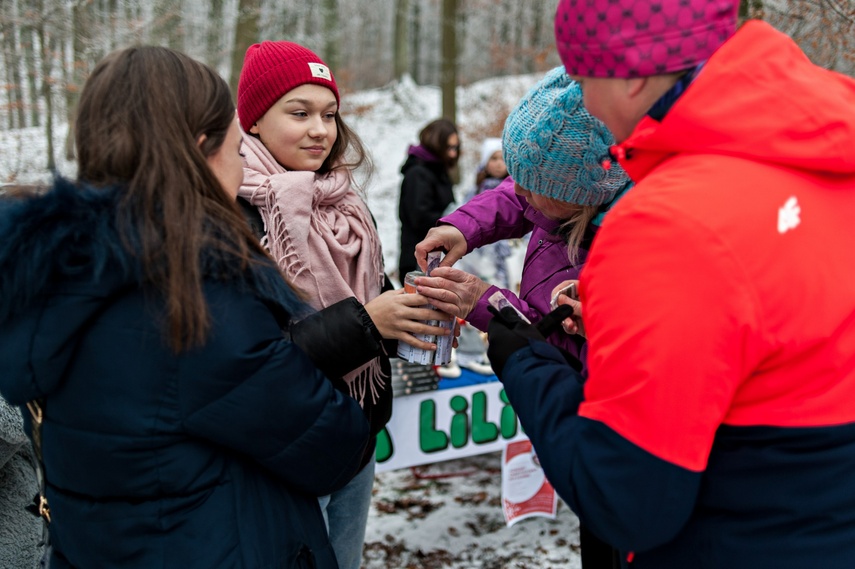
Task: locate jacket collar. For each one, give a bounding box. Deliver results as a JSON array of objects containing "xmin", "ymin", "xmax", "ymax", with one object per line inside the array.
[{"xmin": 613, "ymin": 20, "xmax": 855, "ymax": 183}]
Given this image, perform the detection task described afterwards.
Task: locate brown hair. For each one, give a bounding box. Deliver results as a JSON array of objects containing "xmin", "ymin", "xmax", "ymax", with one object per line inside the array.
[
  {"xmin": 75, "ymin": 46, "xmax": 274, "ymax": 352},
  {"xmin": 419, "ymin": 118, "xmax": 460, "ymax": 170},
  {"xmin": 321, "ymin": 113, "xmax": 374, "ymax": 186}
]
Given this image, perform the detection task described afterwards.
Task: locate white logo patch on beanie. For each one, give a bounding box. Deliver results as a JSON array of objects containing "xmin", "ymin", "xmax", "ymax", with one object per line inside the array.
[{"xmin": 308, "ymin": 62, "xmax": 332, "ymax": 81}]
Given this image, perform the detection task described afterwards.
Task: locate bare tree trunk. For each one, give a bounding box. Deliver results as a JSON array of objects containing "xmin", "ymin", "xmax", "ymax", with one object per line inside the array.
[
  {"xmin": 127, "ymin": 1, "xmax": 146, "ymax": 45},
  {"xmin": 64, "ymin": 0, "xmax": 88, "ymax": 161},
  {"xmin": 513, "ymin": 2, "xmax": 523, "ymax": 74},
  {"xmin": 483, "ymin": 0, "xmax": 499, "ymax": 76},
  {"xmin": 23, "ymin": 28, "xmax": 41, "ymax": 127},
  {"xmin": 440, "ymin": 0, "xmax": 457, "ymax": 122},
  {"xmin": 1, "ymin": 30, "xmax": 6, "ymax": 130},
  {"xmin": 411, "ymin": 0, "xmax": 422, "ymax": 83},
  {"xmin": 206, "ymin": 0, "xmax": 225, "ymax": 69},
  {"xmin": 394, "ymin": 0, "xmax": 409, "ymax": 80},
  {"xmin": 152, "ymin": 0, "xmax": 180, "ymax": 49},
  {"xmin": 282, "ymin": 6, "xmax": 296, "ymax": 39},
  {"xmin": 62, "ymin": 35, "xmax": 73, "ymax": 160},
  {"xmin": 37, "ymin": 25, "xmax": 55, "ymax": 171},
  {"xmin": 499, "ymin": 0, "xmax": 511, "ymax": 47},
  {"xmin": 323, "ymin": 0, "xmax": 339, "ymax": 73},
  {"xmin": 107, "ymin": 0, "xmax": 118, "ymax": 51},
  {"xmin": 2, "ymin": 17, "xmax": 22, "ymax": 130},
  {"xmin": 457, "ymin": 0, "xmax": 467, "ymax": 79},
  {"xmin": 529, "ymin": 0, "xmax": 546, "ymax": 71},
  {"xmin": 9, "ymin": 0, "xmax": 26, "ymax": 130},
  {"xmin": 229, "ymin": 0, "xmax": 260, "ymax": 100}
]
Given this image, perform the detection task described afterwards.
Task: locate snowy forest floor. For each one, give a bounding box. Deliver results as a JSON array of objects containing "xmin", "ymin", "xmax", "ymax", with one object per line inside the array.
[{"xmin": 363, "ymin": 453, "xmax": 582, "ymax": 569}]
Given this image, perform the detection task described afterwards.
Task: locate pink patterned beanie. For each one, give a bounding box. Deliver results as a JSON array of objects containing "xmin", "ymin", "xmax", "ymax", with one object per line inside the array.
[{"xmin": 554, "ymin": 0, "xmax": 739, "ymax": 78}]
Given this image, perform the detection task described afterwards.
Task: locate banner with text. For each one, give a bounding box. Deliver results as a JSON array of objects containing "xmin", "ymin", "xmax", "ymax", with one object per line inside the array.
[{"xmin": 375, "ymin": 382, "xmax": 527, "ymax": 473}]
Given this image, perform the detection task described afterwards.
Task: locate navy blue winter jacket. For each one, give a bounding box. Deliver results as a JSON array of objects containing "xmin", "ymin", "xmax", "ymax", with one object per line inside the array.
[{"xmin": 0, "ymin": 180, "xmax": 370, "ymax": 568}]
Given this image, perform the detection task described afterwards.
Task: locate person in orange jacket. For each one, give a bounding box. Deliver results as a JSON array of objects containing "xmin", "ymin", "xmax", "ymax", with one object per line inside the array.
[{"xmin": 485, "ymin": 1, "xmax": 855, "ymax": 568}]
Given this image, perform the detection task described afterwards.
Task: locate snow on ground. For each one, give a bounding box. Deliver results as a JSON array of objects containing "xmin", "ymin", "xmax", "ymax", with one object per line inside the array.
[
  {"xmin": 363, "ymin": 453, "xmax": 582, "ymax": 569},
  {"xmin": 0, "ymin": 70, "xmax": 585, "ymax": 568}
]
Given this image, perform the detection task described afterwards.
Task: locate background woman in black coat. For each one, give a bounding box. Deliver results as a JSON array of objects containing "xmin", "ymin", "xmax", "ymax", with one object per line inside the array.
[{"xmin": 397, "ymin": 118, "xmax": 460, "ymax": 279}]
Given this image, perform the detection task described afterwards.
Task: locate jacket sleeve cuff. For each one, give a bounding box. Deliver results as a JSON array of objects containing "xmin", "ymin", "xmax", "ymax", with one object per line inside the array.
[
  {"xmin": 358, "ymin": 300, "xmax": 384, "ymax": 344},
  {"xmin": 466, "ymin": 285, "xmax": 500, "ymax": 331},
  {"xmin": 291, "ymin": 297, "xmax": 383, "ymax": 379}
]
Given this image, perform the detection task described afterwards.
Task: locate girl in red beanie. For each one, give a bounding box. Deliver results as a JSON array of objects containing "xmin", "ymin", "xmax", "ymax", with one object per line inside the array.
[{"xmin": 236, "ymin": 41, "xmax": 451, "ymax": 569}]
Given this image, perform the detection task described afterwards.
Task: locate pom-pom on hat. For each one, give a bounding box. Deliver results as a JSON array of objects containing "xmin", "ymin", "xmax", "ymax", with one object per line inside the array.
[
  {"xmin": 502, "ymin": 67, "xmax": 629, "ymax": 207},
  {"xmin": 554, "ymin": 0, "xmax": 739, "ymax": 78},
  {"xmin": 237, "ymin": 41, "xmax": 339, "ymax": 132}
]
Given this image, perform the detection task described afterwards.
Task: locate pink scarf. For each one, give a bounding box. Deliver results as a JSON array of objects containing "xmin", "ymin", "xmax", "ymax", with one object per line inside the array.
[{"xmin": 238, "ymin": 132, "xmax": 386, "ymax": 405}]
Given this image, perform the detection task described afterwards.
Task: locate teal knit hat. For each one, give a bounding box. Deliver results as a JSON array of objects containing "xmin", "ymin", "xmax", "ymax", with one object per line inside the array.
[{"xmin": 502, "ymin": 66, "xmax": 629, "ymax": 206}]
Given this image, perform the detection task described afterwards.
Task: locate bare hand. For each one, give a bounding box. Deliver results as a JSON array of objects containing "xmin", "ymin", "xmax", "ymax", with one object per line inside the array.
[
  {"xmin": 414, "ymin": 225, "xmax": 467, "ymax": 272},
  {"xmin": 550, "ymin": 280, "xmax": 584, "ymax": 337},
  {"xmin": 413, "ymin": 266, "xmax": 491, "ymax": 319},
  {"xmin": 364, "ymin": 289, "xmax": 455, "ymax": 350}
]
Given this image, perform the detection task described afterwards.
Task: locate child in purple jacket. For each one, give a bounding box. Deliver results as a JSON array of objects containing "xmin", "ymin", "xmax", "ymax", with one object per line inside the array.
[
  {"xmin": 413, "ymin": 66, "xmax": 631, "ymax": 364},
  {"xmin": 415, "ymin": 67, "xmax": 632, "ymax": 568}
]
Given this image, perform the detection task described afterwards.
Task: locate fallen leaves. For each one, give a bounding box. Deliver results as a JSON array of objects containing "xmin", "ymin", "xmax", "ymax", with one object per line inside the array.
[{"xmin": 374, "ymin": 496, "xmax": 443, "ymax": 520}]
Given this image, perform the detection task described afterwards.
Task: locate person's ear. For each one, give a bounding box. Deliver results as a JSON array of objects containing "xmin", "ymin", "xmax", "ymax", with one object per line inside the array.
[
  {"xmin": 625, "ymin": 76, "xmax": 647, "ymax": 99},
  {"xmin": 196, "ymin": 133, "xmax": 207, "ymax": 148},
  {"xmin": 249, "ymin": 123, "xmax": 260, "ymax": 135}
]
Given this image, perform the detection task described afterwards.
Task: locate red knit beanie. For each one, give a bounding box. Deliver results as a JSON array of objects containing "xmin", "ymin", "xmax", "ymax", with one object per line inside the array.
[
  {"xmin": 554, "ymin": 0, "xmax": 739, "ymax": 78},
  {"xmin": 237, "ymin": 41, "xmax": 339, "ymax": 131}
]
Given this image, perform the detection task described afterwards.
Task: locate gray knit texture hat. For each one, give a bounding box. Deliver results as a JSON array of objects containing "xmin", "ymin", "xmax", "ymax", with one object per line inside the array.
[{"xmin": 502, "ymin": 66, "xmax": 629, "ymax": 206}]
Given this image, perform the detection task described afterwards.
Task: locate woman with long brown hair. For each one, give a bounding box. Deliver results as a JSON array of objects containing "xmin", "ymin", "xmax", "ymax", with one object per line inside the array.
[{"xmin": 0, "ymin": 46, "xmax": 368, "ymax": 568}]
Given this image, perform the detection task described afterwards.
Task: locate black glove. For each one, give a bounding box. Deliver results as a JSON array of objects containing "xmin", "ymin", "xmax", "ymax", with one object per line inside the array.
[{"xmin": 487, "ymin": 305, "xmax": 575, "ymax": 378}]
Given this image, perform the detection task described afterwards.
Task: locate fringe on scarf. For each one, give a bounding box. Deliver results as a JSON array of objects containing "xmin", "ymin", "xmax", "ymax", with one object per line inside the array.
[
  {"xmin": 248, "ymin": 179, "xmax": 389, "ymax": 409},
  {"xmin": 345, "ymin": 357, "xmax": 388, "ymax": 407}
]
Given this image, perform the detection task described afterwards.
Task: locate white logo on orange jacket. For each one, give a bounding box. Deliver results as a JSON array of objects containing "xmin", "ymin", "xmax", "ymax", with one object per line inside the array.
[{"xmin": 778, "ymin": 196, "xmax": 801, "ymax": 234}]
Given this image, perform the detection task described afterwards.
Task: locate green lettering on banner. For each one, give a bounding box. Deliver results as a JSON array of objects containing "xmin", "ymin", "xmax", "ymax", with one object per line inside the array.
[
  {"xmin": 377, "ymin": 386, "xmax": 524, "ymax": 467},
  {"xmin": 375, "ymin": 427, "xmax": 393, "ymax": 462},
  {"xmin": 450, "ymin": 395, "xmax": 469, "ymax": 448},
  {"xmin": 500, "ymin": 389, "xmax": 519, "ymax": 438},
  {"xmin": 419, "ymin": 399, "xmax": 449, "ymax": 452},
  {"xmin": 471, "ymin": 390, "xmax": 499, "ymax": 443}
]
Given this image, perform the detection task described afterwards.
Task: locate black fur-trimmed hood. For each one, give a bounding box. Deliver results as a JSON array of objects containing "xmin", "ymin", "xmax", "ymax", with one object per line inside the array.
[
  {"xmin": 0, "ymin": 177, "xmax": 132, "ymax": 322},
  {"xmin": 0, "ymin": 178, "xmax": 305, "ymax": 405}
]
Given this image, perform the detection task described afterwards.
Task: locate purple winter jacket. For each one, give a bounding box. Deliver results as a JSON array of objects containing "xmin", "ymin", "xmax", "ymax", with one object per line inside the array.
[{"xmin": 439, "ymin": 176, "xmax": 589, "ymax": 360}]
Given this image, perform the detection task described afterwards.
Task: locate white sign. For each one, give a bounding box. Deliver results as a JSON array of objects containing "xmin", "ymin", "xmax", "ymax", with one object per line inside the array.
[{"xmin": 375, "ymin": 382, "xmax": 527, "ymax": 473}]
